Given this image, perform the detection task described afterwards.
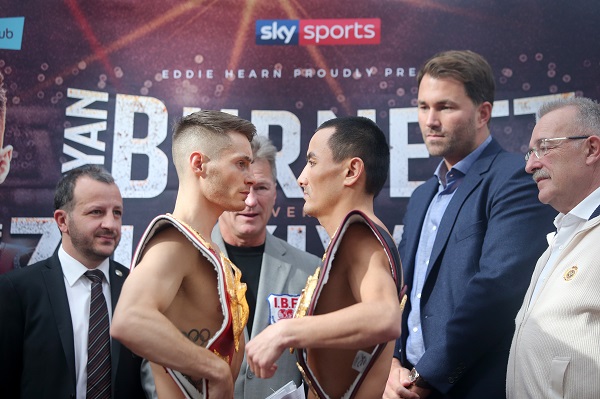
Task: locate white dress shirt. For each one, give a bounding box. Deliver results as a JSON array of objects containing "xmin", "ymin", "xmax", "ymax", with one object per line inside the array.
[
  {"xmin": 530, "ymin": 186, "xmax": 600, "ymax": 303},
  {"xmin": 59, "ymin": 246, "xmax": 112, "ymax": 399}
]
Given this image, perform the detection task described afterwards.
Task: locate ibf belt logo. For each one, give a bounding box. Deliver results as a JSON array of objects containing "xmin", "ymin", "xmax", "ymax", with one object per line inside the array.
[
  {"xmin": 0, "ymin": 17, "xmax": 25, "ymax": 50},
  {"xmin": 256, "ymin": 18, "xmax": 380, "ymax": 46},
  {"xmin": 267, "ymin": 293, "xmax": 300, "ymax": 324}
]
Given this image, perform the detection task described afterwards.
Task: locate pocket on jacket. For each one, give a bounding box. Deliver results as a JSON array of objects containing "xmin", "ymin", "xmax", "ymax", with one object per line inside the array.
[
  {"xmin": 454, "ymin": 220, "xmax": 485, "ymax": 242},
  {"xmin": 549, "ymin": 356, "xmax": 570, "ymax": 399}
]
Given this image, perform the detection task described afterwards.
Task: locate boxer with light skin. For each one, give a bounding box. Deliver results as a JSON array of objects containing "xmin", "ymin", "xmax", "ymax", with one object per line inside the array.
[{"xmin": 111, "ymin": 110, "xmax": 256, "ymax": 398}]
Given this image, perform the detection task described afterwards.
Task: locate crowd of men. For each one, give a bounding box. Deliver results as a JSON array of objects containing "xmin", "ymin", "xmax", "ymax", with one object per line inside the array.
[{"xmin": 1, "ymin": 50, "xmax": 599, "ymax": 399}]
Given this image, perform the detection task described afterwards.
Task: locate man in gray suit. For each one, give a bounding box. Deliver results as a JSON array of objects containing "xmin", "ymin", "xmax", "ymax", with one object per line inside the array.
[{"xmin": 212, "ymin": 135, "xmax": 321, "ymax": 399}]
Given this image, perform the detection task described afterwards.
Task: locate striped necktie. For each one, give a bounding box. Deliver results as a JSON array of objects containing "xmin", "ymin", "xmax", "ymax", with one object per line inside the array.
[{"xmin": 85, "ymin": 270, "xmax": 111, "ymax": 399}]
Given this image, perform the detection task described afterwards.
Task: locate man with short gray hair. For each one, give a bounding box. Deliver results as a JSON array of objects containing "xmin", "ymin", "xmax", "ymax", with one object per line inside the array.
[
  {"xmin": 507, "ymin": 97, "xmax": 600, "ymax": 398},
  {"xmin": 212, "ymin": 135, "xmax": 321, "ymax": 398}
]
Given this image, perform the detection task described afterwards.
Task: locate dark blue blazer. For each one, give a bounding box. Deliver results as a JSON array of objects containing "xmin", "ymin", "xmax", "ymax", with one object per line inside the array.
[
  {"xmin": 0, "ymin": 252, "xmax": 146, "ymax": 399},
  {"xmin": 395, "ymin": 138, "xmax": 556, "ymax": 398}
]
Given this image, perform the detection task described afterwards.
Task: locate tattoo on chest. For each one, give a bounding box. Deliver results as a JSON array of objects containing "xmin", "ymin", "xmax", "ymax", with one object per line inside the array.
[{"xmin": 182, "ymin": 328, "xmax": 211, "ymax": 347}]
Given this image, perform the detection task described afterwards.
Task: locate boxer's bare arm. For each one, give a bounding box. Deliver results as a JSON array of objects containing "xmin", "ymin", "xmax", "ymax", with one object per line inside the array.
[
  {"xmin": 247, "ymin": 224, "xmax": 401, "ymax": 377},
  {"xmin": 111, "ymin": 227, "xmax": 231, "ymax": 392}
]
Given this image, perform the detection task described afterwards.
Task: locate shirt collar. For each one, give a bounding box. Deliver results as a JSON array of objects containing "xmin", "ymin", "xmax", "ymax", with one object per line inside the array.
[
  {"xmin": 58, "ymin": 245, "xmax": 111, "ymax": 287},
  {"xmin": 434, "ymin": 135, "xmax": 492, "ymax": 184},
  {"xmin": 554, "ymin": 185, "xmax": 600, "ymax": 228}
]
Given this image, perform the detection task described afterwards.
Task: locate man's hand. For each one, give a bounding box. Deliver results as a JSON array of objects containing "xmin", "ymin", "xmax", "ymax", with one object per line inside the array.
[
  {"xmin": 383, "ymin": 358, "xmax": 420, "ymax": 399},
  {"xmin": 409, "ymin": 384, "xmax": 432, "ymax": 399},
  {"xmin": 206, "ymin": 358, "xmax": 234, "ymax": 398},
  {"xmin": 246, "ymin": 321, "xmax": 289, "ymax": 379}
]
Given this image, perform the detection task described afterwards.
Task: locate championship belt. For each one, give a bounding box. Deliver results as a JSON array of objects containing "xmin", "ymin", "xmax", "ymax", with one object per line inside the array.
[
  {"xmin": 292, "ymin": 210, "xmax": 405, "ymax": 399},
  {"xmin": 131, "ymin": 214, "xmax": 249, "ymax": 399}
]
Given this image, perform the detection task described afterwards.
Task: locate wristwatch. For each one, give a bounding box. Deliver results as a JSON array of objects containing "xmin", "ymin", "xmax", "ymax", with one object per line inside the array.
[{"xmin": 409, "ymin": 367, "xmax": 432, "ymax": 389}]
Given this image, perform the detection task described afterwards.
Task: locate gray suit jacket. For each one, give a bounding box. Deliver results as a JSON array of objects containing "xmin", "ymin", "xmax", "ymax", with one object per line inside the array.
[{"xmin": 212, "ymin": 224, "xmax": 321, "ymax": 399}]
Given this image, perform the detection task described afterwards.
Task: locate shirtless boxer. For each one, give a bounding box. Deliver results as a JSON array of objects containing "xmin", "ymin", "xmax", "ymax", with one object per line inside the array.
[
  {"xmin": 246, "ymin": 116, "xmax": 406, "ymax": 399},
  {"xmin": 111, "ymin": 110, "xmax": 256, "ymax": 398}
]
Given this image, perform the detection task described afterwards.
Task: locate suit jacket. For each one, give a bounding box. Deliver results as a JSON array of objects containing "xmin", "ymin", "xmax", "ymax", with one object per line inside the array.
[
  {"xmin": 0, "ymin": 251, "xmax": 146, "ymax": 399},
  {"xmin": 212, "ymin": 225, "xmax": 321, "ymax": 399},
  {"xmin": 507, "ymin": 213, "xmax": 600, "ymax": 399},
  {"xmin": 395, "ymin": 138, "xmax": 556, "ymax": 399}
]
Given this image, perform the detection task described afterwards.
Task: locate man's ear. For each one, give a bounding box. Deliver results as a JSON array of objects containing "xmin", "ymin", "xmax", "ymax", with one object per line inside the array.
[
  {"xmin": 54, "ymin": 209, "xmax": 69, "ymax": 234},
  {"xmin": 477, "ymin": 101, "xmax": 493, "ymax": 127},
  {"xmin": 344, "ymin": 157, "xmax": 364, "ymax": 187},
  {"xmin": 190, "ymin": 151, "xmax": 206, "ymax": 175},
  {"xmin": 585, "ymin": 135, "xmax": 600, "ymax": 166}
]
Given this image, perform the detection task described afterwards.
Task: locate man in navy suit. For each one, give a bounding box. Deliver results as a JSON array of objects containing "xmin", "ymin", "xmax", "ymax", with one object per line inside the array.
[
  {"xmin": 0, "ymin": 165, "xmax": 146, "ymax": 399},
  {"xmin": 384, "ymin": 50, "xmax": 556, "ymax": 399}
]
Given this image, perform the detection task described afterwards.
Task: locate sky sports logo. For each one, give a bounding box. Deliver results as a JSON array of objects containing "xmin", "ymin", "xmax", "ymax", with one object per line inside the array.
[{"xmin": 256, "ymin": 18, "xmax": 380, "ymax": 46}]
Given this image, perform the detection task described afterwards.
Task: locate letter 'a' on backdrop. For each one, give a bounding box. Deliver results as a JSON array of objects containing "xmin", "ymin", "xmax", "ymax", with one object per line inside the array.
[{"xmin": 0, "ymin": 1, "xmax": 598, "ymax": 272}]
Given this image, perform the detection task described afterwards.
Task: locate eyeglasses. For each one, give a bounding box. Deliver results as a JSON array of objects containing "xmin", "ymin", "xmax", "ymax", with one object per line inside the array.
[{"xmin": 525, "ymin": 136, "xmax": 590, "ymax": 161}]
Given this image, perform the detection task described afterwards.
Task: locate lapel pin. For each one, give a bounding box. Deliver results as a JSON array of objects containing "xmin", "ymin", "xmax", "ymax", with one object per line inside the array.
[
  {"xmin": 563, "ymin": 266, "xmax": 578, "ymax": 281},
  {"xmin": 115, "ymin": 269, "xmax": 123, "ymax": 277}
]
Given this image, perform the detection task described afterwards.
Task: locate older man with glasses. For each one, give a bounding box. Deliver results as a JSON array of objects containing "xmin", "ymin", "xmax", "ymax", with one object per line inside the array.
[
  {"xmin": 525, "ymin": 135, "xmax": 591, "ymax": 161},
  {"xmin": 507, "ymin": 96, "xmax": 600, "ymax": 399}
]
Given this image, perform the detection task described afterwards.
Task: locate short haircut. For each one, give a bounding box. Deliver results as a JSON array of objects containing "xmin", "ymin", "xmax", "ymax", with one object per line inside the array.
[
  {"xmin": 171, "ymin": 110, "xmax": 256, "ymax": 175},
  {"xmin": 537, "ymin": 97, "xmax": 600, "ymax": 135},
  {"xmin": 54, "ymin": 165, "xmax": 115, "ymax": 211},
  {"xmin": 251, "ymin": 135, "xmax": 277, "ymax": 182},
  {"xmin": 417, "ymin": 50, "xmax": 495, "ymax": 106},
  {"xmin": 317, "ymin": 116, "xmax": 389, "ymax": 197}
]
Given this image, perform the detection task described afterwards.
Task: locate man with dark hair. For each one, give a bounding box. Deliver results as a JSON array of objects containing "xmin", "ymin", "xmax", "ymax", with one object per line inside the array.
[
  {"xmin": 246, "ymin": 116, "xmax": 405, "ymax": 399},
  {"xmin": 111, "ymin": 110, "xmax": 256, "ymax": 398},
  {"xmin": 507, "ymin": 97, "xmax": 600, "ymax": 398},
  {"xmin": 384, "ymin": 50, "xmax": 556, "ymax": 399},
  {"xmin": 212, "ymin": 135, "xmax": 321, "ymax": 398},
  {"xmin": 0, "ymin": 165, "xmax": 147, "ymax": 399}
]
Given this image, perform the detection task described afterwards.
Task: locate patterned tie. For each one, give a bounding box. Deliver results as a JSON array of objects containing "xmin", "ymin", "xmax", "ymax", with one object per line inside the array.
[{"xmin": 85, "ymin": 270, "xmax": 111, "ymax": 399}]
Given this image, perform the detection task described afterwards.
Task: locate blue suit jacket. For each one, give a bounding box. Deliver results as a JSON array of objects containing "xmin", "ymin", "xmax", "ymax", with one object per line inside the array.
[
  {"xmin": 395, "ymin": 138, "xmax": 556, "ymax": 398},
  {"xmin": 0, "ymin": 251, "xmax": 146, "ymax": 399}
]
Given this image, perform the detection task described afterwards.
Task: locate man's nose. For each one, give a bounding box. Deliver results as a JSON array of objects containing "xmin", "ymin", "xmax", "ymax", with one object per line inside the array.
[
  {"xmin": 101, "ymin": 213, "xmax": 121, "ymax": 230},
  {"xmin": 245, "ymin": 188, "xmax": 258, "ymax": 208},
  {"xmin": 425, "ymin": 109, "xmax": 440, "ymax": 128},
  {"xmin": 297, "ymin": 166, "xmax": 308, "ymax": 187},
  {"xmin": 525, "ymin": 153, "xmax": 540, "ymax": 174}
]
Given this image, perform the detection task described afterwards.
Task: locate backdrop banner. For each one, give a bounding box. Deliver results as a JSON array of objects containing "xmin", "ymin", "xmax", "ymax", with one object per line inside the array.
[{"xmin": 1, "ymin": 1, "xmax": 599, "ymax": 272}]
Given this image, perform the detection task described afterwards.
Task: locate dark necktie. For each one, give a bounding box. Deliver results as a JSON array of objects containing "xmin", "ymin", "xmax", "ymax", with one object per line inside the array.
[{"xmin": 85, "ymin": 270, "xmax": 111, "ymax": 399}]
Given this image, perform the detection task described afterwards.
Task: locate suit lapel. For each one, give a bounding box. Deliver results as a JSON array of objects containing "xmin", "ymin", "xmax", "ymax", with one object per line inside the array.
[
  {"xmin": 522, "ymin": 247, "xmax": 552, "ymax": 313},
  {"xmin": 253, "ymin": 235, "xmax": 291, "ymax": 338},
  {"xmin": 109, "ymin": 260, "xmax": 127, "ymax": 389},
  {"xmin": 42, "ymin": 253, "xmax": 77, "ymax": 388},
  {"xmin": 210, "ymin": 227, "xmax": 293, "ymax": 338},
  {"xmin": 403, "ymin": 177, "xmax": 438, "ymax": 285},
  {"xmin": 426, "ymin": 139, "xmax": 501, "ymax": 279}
]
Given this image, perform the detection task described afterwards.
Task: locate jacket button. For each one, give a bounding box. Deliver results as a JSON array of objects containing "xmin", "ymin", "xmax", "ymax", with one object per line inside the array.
[
  {"xmin": 247, "ymin": 370, "xmax": 254, "ymax": 379},
  {"xmin": 448, "ymin": 377, "xmax": 455, "ymax": 384}
]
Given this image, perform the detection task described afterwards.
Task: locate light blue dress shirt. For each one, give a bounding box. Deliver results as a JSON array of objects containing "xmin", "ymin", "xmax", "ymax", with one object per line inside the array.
[{"xmin": 406, "ymin": 136, "xmax": 492, "ymax": 366}]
